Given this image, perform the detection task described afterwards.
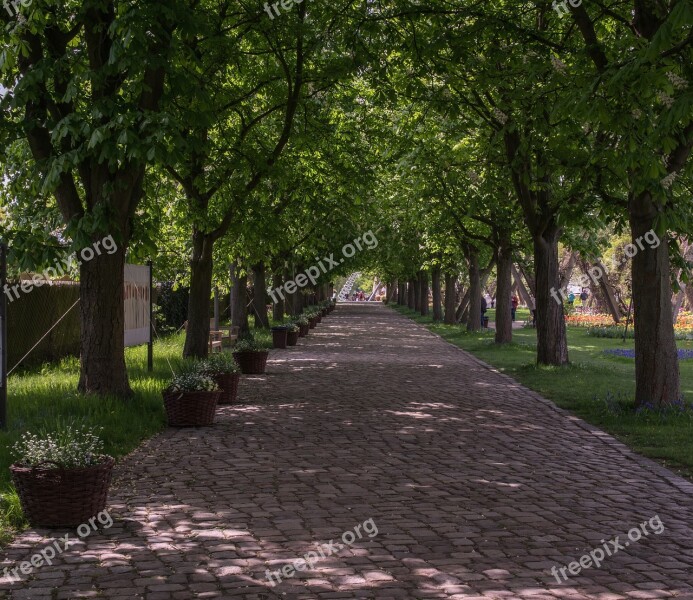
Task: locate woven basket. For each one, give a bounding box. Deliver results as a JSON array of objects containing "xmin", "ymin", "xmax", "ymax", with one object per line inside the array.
[
  {"xmin": 316, "ymin": 314, "xmax": 323, "ymax": 323},
  {"xmin": 309, "ymin": 318, "xmax": 317, "ymax": 329},
  {"xmin": 11, "ymin": 458, "xmax": 115, "ymax": 528},
  {"xmin": 287, "ymin": 330, "xmax": 299, "ymax": 346},
  {"xmin": 299, "ymin": 324, "xmax": 309, "ymax": 337},
  {"xmin": 271, "ymin": 328, "xmax": 288, "ymax": 349},
  {"xmin": 233, "ymin": 350, "xmax": 269, "ymax": 375},
  {"xmin": 213, "ymin": 373, "xmax": 240, "ymax": 405},
  {"xmin": 163, "ymin": 390, "xmax": 220, "ymax": 427}
]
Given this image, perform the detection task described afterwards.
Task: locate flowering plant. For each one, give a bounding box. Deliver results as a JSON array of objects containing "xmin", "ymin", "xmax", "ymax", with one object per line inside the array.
[
  {"xmin": 295, "ymin": 315, "xmax": 310, "ymax": 326},
  {"xmin": 285, "ymin": 322, "xmax": 300, "ymax": 333},
  {"xmin": 166, "ymin": 372, "xmax": 219, "ymax": 394},
  {"xmin": 12, "ymin": 426, "xmax": 108, "ymax": 469},
  {"xmin": 234, "ymin": 335, "xmax": 271, "ymax": 352},
  {"xmin": 197, "ymin": 352, "xmax": 239, "ymax": 376}
]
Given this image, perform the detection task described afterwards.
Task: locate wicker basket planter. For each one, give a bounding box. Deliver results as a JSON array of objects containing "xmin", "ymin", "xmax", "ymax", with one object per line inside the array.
[
  {"xmin": 164, "ymin": 390, "xmax": 220, "ymax": 427},
  {"xmin": 213, "ymin": 373, "xmax": 241, "ymax": 405},
  {"xmin": 309, "ymin": 317, "xmax": 317, "ymax": 329},
  {"xmin": 316, "ymin": 314, "xmax": 323, "ymax": 323},
  {"xmin": 287, "ymin": 330, "xmax": 299, "ymax": 346},
  {"xmin": 233, "ymin": 350, "xmax": 269, "ymax": 375},
  {"xmin": 271, "ymin": 327, "xmax": 288, "ymax": 349},
  {"xmin": 11, "ymin": 458, "xmax": 115, "ymax": 528},
  {"xmin": 299, "ymin": 324, "xmax": 309, "ymax": 337}
]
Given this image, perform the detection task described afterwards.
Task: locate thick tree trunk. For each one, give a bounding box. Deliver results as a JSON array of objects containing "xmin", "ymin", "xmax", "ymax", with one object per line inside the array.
[
  {"xmin": 272, "ymin": 272, "xmax": 284, "ymax": 321},
  {"xmin": 398, "ymin": 282, "xmax": 407, "ymax": 305},
  {"xmin": 466, "ymin": 249, "xmax": 482, "ymax": 332},
  {"xmin": 230, "ymin": 262, "xmax": 250, "ymax": 336},
  {"xmin": 78, "ymin": 241, "xmax": 132, "ymax": 397},
  {"xmin": 444, "ymin": 273, "xmax": 457, "ymax": 325},
  {"xmin": 629, "ymin": 193, "xmax": 680, "ymax": 407},
  {"xmin": 407, "ymin": 279, "xmax": 416, "ymax": 309},
  {"xmin": 252, "ymin": 262, "xmax": 269, "ymax": 329},
  {"xmin": 183, "ymin": 230, "xmax": 214, "ymax": 359},
  {"xmin": 534, "ymin": 227, "xmax": 569, "ymax": 365},
  {"xmin": 495, "ymin": 243, "xmax": 513, "ymax": 344},
  {"xmin": 419, "ymin": 270, "xmax": 429, "ymax": 316},
  {"xmin": 432, "ymin": 266, "xmax": 442, "ymax": 321}
]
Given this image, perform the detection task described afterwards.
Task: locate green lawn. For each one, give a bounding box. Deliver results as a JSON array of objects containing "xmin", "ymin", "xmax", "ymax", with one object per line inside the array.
[
  {"xmin": 0, "ymin": 334, "xmax": 191, "ymax": 543},
  {"xmin": 391, "ymin": 304, "xmax": 693, "ymax": 481}
]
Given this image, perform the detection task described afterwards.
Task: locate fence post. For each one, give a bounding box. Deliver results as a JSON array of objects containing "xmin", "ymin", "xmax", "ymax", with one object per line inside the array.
[{"xmin": 0, "ymin": 242, "xmax": 7, "ymax": 429}]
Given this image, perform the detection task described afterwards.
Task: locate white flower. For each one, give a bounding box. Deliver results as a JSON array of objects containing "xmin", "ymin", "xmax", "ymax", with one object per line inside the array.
[
  {"xmin": 551, "ymin": 56, "xmax": 567, "ymax": 73},
  {"xmin": 657, "ymin": 92, "xmax": 674, "ymax": 108},
  {"xmin": 666, "ymin": 72, "xmax": 687, "ymax": 90},
  {"xmin": 661, "ymin": 172, "xmax": 677, "ymax": 189},
  {"xmin": 493, "ymin": 108, "xmax": 508, "ymax": 125},
  {"xmin": 631, "ymin": 109, "xmax": 642, "ymax": 119}
]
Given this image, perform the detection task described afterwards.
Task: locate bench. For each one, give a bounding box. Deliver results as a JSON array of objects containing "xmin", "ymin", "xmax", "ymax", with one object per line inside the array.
[
  {"xmin": 209, "ymin": 320, "xmax": 239, "ymax": 348},
  {"xmin": 182, "ymin": 320, "xmax": 233, "ymax": 353}
]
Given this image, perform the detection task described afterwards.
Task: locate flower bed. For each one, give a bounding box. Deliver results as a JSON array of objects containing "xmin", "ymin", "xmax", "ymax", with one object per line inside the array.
[
  {"xmin": 603, "ymin": 348, "xmax": 693, "ymax": 360},
  {"xmin": 565, "ymin": 314, "xmax": 615, "ymax": 328}
]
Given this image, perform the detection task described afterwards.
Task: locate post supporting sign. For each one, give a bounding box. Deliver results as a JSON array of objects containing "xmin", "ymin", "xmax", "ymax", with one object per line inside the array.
[
  {"xmin": 148, "ymin": 260, "xmax": 153, "ymax": 373},
  {"xmin": 0, "ymin": 242, "xmax": 7, "ymax": 429}
]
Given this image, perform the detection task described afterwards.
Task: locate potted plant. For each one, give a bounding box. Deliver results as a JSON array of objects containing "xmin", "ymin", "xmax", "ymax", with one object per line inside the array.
[
  {"xmin": 306, "ymin": 310, "xmax": 319, "ymax": 329},
  {"xmin": 10, "ymin": 425, "xmax": 115, "ymax": 527},
  {"xmin": 286, "ymin": 322, "xmax": 300, "ymax": 346},
  {"xmin": 163, "ymin": 372, "xmax": 221, "ymax": 427},
  {"xmin": 296, "ymin": 315, "xmax": 310, "ymax": 337},
  {"xmin": 198, "ymin": 352, "xmax": 241, "ymax": 405},
  {"xmin": 271, "ymin": 325, "xmax": 289, "ymax": 349},
  {"xmin": 233, "ymin": 335, "xmax": 271, "ymax": 374}
]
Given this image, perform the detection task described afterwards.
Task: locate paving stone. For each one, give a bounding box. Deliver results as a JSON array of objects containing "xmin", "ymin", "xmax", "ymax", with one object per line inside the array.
[{"xmin": 1, "ymin": 304, "xmax": 692, "ymax": 598}]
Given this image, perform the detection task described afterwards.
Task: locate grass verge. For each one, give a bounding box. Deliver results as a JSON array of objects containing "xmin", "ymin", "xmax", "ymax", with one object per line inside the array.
[
  {"xmin": 391, "ymin": 304, "xmax": 693, "ymax": 481},
  {"xmin": 0, "ymin": 333, "xmax": 190, "ymax": 544}
]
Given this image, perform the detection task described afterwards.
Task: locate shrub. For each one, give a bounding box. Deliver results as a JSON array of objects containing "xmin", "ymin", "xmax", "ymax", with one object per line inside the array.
[
  {"xmin": 197, "ymin": 352, "xmax": 239, "ymax": 376},
  {"xmin": 12, "ymin": 425, "xmax": 108, "ymax": 469},
  {"xmin": 234, "ymin": 335, "xmax": 271, "ymax": 352},
  {"xmin": 165, "ymin": 372, "xmax": 219, "ymax": 394}
]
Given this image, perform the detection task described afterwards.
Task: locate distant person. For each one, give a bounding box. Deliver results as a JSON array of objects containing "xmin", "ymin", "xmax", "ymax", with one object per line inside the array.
[
  {"xmin": 359, "ymin": 291, "xmax": 365, "ymax": 301},
  {"xmin": 511, "ymin": 295, "xmax": 519, "ymax": 322},
  {"xmin": 481, "ymin": 296, "xmax": 488, "ymax": 327},
  {"xmin": 568, "ymin": 292, "xmax": 575, "ymax": 305}
]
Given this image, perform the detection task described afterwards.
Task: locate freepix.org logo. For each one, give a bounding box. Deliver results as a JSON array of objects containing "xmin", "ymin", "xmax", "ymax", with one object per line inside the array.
[{"xmin": 269, "ymin": 231, "xmax": 378, "ymax": 303}]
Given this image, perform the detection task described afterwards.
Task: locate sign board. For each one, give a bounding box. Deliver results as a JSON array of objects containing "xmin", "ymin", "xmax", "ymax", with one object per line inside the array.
[{"xmin": 124, "ymin": 264, "xmax": 151, "ymax": 347}]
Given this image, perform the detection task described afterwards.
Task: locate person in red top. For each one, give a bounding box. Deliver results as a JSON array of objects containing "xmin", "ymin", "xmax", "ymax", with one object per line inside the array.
[{"xmin": 511, "ymin": 295, "xmax": 519, "ymax": 322}]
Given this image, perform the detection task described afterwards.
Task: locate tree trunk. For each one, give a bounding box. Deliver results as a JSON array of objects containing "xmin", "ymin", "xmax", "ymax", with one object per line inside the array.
[
  {"xmin": 432, "ymin": 266, "xmax": 443, "ymax": 321},
  {"xmin": 230, "ymin": 262, "xmax": 250, "ymax": 336},
  {"xmin": 272, "ymin": 272, "xmax": 284, "ymax": 321},
  {"xmin": 398, "ymin": 282, "xmax": 407, "ymax": 305},
  {"xmin": 78, "ymin": 240, "xmax": 132, "ymax": 396},
  {"xmin": 386, "ymin": 279, "xmax": 398, "ymax": 304},
  {"xmin": 183, "ymin": 230, "xmax": 214, "ymax": 359},
  {"xmin": 407, "ymin": 279, "xmax": 416, "ymax": 310},
  {"xmin": 466, "ymin": 249, "xmax": 482, "ymax": 332},
  {"xmin": 456, "ymin": 288, "xmax": 470, "ymax": 323},
  {"xmin": 444, "ymin": 272, "xmax": 456, "ymax": 325},
  {"xmin": 252, "ymin": 262, "xmax": 269, "ymax": 328},
  {"xmin": 419, "ymin": 270, "xmax": 429, "ymax": 316},
  {"xmin": 629, "ymin": 193, "xmax": 679, "ymax": 407},
  {"xmin": 495, "ymin": 243, "xmax": 513, "ymax": 344},
  {"xmin": 534, "ymin": 227, "xmax": 569, "ymax": 365}
]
